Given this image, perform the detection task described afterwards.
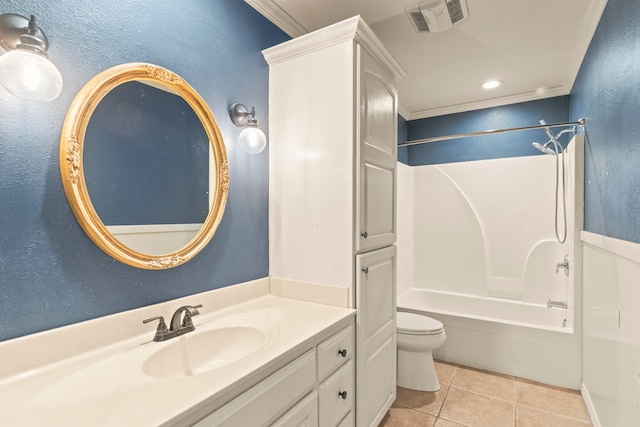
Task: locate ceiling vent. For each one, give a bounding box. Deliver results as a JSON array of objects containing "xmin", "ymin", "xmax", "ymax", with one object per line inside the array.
[{"xmin": 406, "ymin": 0, "xmax": 470, "ymax": 33}]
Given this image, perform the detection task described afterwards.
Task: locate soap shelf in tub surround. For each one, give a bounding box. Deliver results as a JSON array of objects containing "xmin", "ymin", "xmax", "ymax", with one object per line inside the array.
[{"xmin": 0, "ymin": 278, "xmax": 355, "ymax": 426}]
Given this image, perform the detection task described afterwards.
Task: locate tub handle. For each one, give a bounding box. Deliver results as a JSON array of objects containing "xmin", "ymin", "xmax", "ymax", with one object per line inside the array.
[{"xmin": 362, "ymin": 267, "xmax": 369, "ymax": 274}]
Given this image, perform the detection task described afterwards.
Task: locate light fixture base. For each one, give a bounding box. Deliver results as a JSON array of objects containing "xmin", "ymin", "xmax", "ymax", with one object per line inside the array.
[
  {"xmin": 0, "ymin": 13, "xmax": 48, "ymax": 52},
  {"xmin": 229, "ymin": 102, "xmax": 251, "ymax": 127}
]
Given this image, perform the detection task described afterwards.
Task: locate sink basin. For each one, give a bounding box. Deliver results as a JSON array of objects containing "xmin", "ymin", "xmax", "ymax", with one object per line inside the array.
[{"xmin": 143, "ymin": 325, "xmax": 269, "ymax": 378}]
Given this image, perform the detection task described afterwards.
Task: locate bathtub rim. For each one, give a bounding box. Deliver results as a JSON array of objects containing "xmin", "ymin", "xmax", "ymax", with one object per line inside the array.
[{"xmin": 398, "ymin": 288, "xmax": 574, "ymax": 334}]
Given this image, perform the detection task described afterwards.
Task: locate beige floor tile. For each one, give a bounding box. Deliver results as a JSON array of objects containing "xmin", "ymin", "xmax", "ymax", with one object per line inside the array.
[
  {"xmin": 394, "ymin": 385, "xmax": 449, "ymax": 416},
  {"xmin": 435, "ymin": 360, "xmax": 457, "ymax": 386},
  {"xmin": 379, "ymin": 406, "xmax": 436, "ymax": 427},
  {"xmin": 452, "ymin": 366, "xmax": 517, "ymax": 402},
  {"xmin": 517, "ymin": 404, "xmax": 593, "ymax": 427},
  {"xmin": 440, "ymin": 387, "xmax": 515, "ymax": 427},
  {"xmin": 517, "ymin": 379, "xmax": 591, "ymax": 422},
  {"xmin": 434, "ymin": 418, "xmax": 467, "ymax": 427}
]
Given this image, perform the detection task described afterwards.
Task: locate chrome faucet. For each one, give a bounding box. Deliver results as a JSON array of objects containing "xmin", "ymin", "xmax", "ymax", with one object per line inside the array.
[
  {"xmin": 143, "ymin": 304, "xmax": 202, "ymax": 342},
  {"xmin": 555, "ymin": 255, "xmax": 570, "ymax": 276},
  {"xmin": 547, "ymin": 299, "xmax": 568, "ymax": 309}
]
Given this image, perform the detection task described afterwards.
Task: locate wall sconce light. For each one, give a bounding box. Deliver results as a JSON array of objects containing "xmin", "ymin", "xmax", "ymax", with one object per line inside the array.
[
  {"xmin": 0, "ymin": 13, "xmax": 63, "ymax": 101},
  {"xmin": 229, "ymin": 102, "xmax": 267, "ymax": 154}
]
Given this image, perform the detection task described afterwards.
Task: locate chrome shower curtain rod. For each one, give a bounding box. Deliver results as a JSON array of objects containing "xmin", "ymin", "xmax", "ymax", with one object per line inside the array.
[{"xmin": 398, "ymin": 118, "xmax": 585, "ymax": 147}]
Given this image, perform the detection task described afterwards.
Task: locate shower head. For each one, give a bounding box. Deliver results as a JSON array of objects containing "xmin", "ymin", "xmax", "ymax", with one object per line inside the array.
[{"xmin": 532, "ymin": 141, "xmax": 557, "ymax": 155}]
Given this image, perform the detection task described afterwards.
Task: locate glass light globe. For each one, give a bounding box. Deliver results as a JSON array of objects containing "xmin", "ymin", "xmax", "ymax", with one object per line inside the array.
[
  {"xmin": 238, "ymin": 125, "xmax": 267, "ymax": 155},
  {"xmin": 0, "ymin": 49, "xmax": 63, "ymax": 101}
]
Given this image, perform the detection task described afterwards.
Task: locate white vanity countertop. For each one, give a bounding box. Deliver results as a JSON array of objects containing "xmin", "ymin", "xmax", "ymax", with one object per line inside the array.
[{"xmin": 0, "ymin": 278, "xmax": 354, "ymax": 426}]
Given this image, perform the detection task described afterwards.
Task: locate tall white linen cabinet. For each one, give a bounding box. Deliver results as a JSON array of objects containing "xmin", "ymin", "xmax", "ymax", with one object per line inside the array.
[{"xmin": 264, "ymin": 16, "xmax": 406, "ymax": 427}]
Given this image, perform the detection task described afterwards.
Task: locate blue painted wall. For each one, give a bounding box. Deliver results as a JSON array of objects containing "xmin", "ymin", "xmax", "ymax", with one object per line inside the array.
[
  {"xmin": 570, "ymin": 0, "xmax": 640, "ymax": 244},
  {"xmin": 398, "ymin": 115, "xmax": 409, "ymax": 164},
  {"xmin": 0, "ymin": 0, "xmax": 288, "ymax": 341},
  {"xmin": 405, "ymin": 96, "xmax": 571, "ymax": 166}
]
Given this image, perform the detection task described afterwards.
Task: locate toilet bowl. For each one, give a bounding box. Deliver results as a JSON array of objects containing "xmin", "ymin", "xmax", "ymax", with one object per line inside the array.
[{"xmin": 396, "ymin": 311, "xmax": 446, "ymax": 392}]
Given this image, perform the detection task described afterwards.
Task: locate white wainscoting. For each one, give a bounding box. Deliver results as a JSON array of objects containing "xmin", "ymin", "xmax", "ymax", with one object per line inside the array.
[{"xmin": 581, "ymin": 231, "xmax": 640, "ymax": 427}]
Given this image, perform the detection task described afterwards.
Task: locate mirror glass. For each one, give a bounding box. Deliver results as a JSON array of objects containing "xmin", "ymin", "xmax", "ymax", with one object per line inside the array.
[
  {"xmin": 60, "ymin": 63, "xmax": 229, "ymax": 269},
  {"xmin": 84, "ymin": 81, "xmax": 210, "ymax": 255}
]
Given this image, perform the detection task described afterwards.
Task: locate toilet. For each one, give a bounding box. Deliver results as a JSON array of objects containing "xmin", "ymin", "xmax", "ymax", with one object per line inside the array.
[{"xmin": 396, "ymin": 311, "xmax": 447, "ymax": 392}]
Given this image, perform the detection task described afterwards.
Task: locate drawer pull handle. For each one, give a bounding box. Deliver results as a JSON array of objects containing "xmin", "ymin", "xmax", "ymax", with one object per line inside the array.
[
  {"xmin": 338, "ymin": 349, "xmax": 347, "ymax": 357},
  {"xmin": 338, "ymin": 391, "xmax": 348, "ymax": 400},
  {"xmin": 362, "ymin": 267, "xmax": 369, "ymax": 274},
  {"xmin": 361, "ymin": 231, "xmax": 368, "ymax": 239}
]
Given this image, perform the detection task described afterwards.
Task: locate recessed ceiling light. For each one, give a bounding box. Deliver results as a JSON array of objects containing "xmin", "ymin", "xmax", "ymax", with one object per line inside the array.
[{"xmin": 482, "ymin": 80, "xmax": 503, "ymax": 90}]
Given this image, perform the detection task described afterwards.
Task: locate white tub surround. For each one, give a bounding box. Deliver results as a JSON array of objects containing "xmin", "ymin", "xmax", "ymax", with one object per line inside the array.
[
  {"xmin": 581, "ymin": 231, "xmax": 640, "ymax": 427},
  {"xmin": 398, "ymin": 136, "xmax": 584, "ymax": 312},
  {"xmin": 0, "ymin": 278, "xmax": 355, "ymax": 426}
]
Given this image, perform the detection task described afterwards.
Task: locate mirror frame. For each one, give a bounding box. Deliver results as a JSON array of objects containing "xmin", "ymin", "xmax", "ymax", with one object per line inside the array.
[{"xmin": 60, "ymin": 63, "xmax": 229, "ymax": 269}]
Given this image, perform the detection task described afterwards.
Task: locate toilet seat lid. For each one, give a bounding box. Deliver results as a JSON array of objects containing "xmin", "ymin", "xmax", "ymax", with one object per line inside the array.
[{"xmin": 397, "ymin": 312, "xmax": 444, "ymax": 334}]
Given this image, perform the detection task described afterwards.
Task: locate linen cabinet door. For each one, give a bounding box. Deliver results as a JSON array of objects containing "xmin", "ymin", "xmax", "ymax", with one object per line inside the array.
[
  {"xmin": 355, "ymin": 246, "xmax": 397, "ymax": 427},
  {"xmin": 356, "ymin": 47, "xmax": 398, "ymax": 254}
]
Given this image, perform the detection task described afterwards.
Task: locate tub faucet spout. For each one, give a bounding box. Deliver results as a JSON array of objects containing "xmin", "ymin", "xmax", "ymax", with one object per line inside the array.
[{"xmin": 547, "ymin": 299, "xmax": 567, "ymax": 309}]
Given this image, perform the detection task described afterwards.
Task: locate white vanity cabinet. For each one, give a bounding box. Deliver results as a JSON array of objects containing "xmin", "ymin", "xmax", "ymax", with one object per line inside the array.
[
  {"xmin": 264, "ymin": 16, "xmax": 404, "ymax": 427},
  {"xmin": 194, "ymin": 321, "xmax": 354, "ymax": 427},
  {"xmin": 317, "ymin": 325, "xmax": 355, "ymax": 426}
]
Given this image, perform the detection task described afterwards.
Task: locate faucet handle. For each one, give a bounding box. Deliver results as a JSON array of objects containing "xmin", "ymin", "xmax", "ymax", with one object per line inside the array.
[{"xmin": 143, "ymin": 316, "xmax": 169, "ymax": 341}]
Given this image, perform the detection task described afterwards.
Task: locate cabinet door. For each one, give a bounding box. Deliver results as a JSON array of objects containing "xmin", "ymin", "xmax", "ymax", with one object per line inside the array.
[
  {"xmin": 355, "ymin": 246, "xmax": 397, "ymax": 427},
  {"xmin": 356, "ymin": 47, "xmax": 398, "ymax": 254},
  {"xmin": 271, "ymin": 391, "xmax": 319, "ymax": 427}
]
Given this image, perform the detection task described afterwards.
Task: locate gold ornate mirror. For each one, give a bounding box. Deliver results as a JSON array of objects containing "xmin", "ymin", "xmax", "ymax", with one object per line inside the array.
[{"xmin": 60, "ymin": 63, "xmax": 229, "ymax": 269}]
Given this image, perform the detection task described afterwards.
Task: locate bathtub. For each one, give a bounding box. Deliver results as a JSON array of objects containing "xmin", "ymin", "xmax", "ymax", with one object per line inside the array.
[
  {"xmin": 397, "ymin": 288, "xmax": 582, "ymax": 389},
  {"xmin": 398, "ymin": 288, "xmax": 572, "ymax": 332}
]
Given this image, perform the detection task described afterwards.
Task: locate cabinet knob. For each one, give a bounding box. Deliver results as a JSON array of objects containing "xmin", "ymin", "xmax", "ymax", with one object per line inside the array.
[
  {"xmin": 338, "ymin": 391, "xmax": 348, "ymax": 400},
  {"xmin": 362, "ymin": 267, "xmax": 369, "ymax": 274},
  {"xmin": 361, "ymin": 231, "xmax": 368, "ymax": 239},
  {"xmin": 338, "ymin": 348, "xmax": 347, "ymax": 357}
]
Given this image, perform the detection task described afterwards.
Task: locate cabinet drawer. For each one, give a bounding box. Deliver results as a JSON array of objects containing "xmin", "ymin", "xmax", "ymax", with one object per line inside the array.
[
  {"xmin": 271, "ymin": 390, "xmax": 318, "ymax": 427},
  {"xmin": 319, "ymin": 360, "xmax": 353, "ymax": 427},
  {"xmin": 196, "ymin": 350, "xmax": 316, "ymax": 427},
  {"xmin": 317, "ymin": 324, "xmax": 354, "ymax": 381}
]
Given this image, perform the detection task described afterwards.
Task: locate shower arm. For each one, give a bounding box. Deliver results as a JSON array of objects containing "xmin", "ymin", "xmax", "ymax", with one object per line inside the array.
[
  {"xmin": 399, "ymin": 118, "xmax": 585, "ymax": 147},
  {"xmin": 539, "ymin": 119, "xmax": 556, "ymax": 144}
]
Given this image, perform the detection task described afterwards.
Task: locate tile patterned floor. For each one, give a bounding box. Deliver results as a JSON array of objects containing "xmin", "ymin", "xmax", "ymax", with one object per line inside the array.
[{"xmin": 379, "ymin": 361, "xmax": 593, "ymax": 427}]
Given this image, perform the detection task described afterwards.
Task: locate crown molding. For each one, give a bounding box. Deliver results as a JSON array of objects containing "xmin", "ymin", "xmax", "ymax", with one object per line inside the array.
[
  {"xmin": 562, "ymin": 0, "xmax": 609, "ymax": 92},
  {"xmin": 406, "ymin": 86, "xmax": 569, "ymax": 120},
  {"xmin": 263, "ymin": 15, "xmax": 405, "ymax": 82},
  {"xmin": 244, "ymin": 0, "xmax": 308, "ymax": 37}
]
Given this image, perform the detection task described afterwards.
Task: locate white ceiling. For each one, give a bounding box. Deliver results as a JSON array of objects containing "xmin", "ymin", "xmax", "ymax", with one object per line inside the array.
[{"xmin": 246, "ymin": 0, "xmax": 608, "ymax": 120}]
